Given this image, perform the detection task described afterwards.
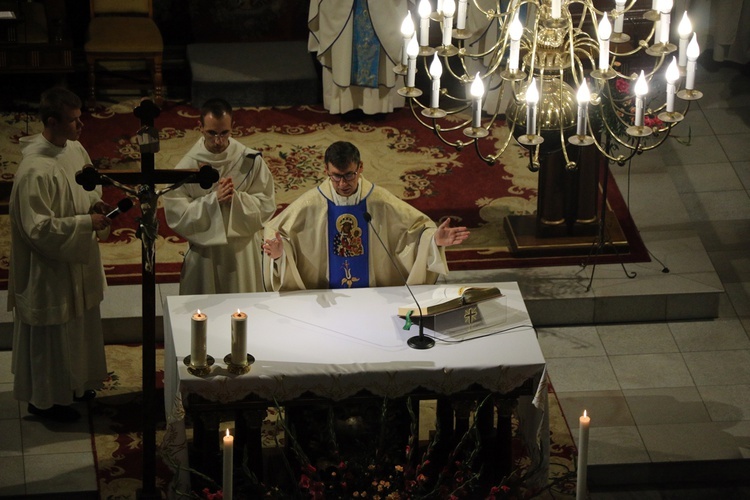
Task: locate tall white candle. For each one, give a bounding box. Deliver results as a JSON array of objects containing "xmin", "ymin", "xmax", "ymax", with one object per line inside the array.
[
  {"xmin": 470, "ymin": 73, "xmax": 484, "ymax": 127},
  {"xmin": 576, "ymin": 410, "xmax": 590, "ymax": 500},
  {"xmin": 634, "ymin": 70, "xmax": 648, "ymax": 126},
  {"xmin": 526, "ymin": 78, "xmax": 539, "ymax": 136},
  {"xmin": 456, "ymin": 0, "xmax": 468, "ymax": 30},
  {"xmin": 442, "ymin": 0, "xmax": 455, "ymax": 47},
  {"xmin": 614, "ymin": 0, "xmax": 625, "ymax": 33},
  {"xmin": 406, "ymin": 35, "xmax": 419, "ymax": 87},
  {"xmin": 419, "ymin": 0, "xmax": 431, "ymax": 46},
  {"xmin": 429, "ymin": 53, "xmax": 443, "ymax": 108},
  {"xmin": 551, "ymin": 0, "xmax": 561, "ymax": 19},
  {"xmin": 400, "ymin": 14, "xmax": 415, "ymax": 67},
  {"xmin": 685, "ymin": 33, "xmax": 699, "ymax": 90},
  {"xmin": 231, "ymin": 309, "xmax": 248, "ymax": 365},
  {"xmin": 598, "ymin": 14, "xmax": 612, "ymax": 71},
  {"xmin": 223, "ymin": 428, "xmax": 234, "ymax": 500},
  {"xmin": 509, "ymin": 14, "xmax": 523, "ymax": 72},
  {"xmin": 677, "ymin": 11, "xmax": 692, "ymax": 67},
  {"xmin": 665, "ymin": 57, "xmax": 679, "ymax": 112},
  {"xmin": 190, "ymin": 310, "xmax": 207, "ymax": 367},
  {"xmin": 659, "ymin": 0, "xmax": 673, "ymax": 45},
  {"xmin": 576, "ymin": 81, "xmax": 590, "ymax": 136}
]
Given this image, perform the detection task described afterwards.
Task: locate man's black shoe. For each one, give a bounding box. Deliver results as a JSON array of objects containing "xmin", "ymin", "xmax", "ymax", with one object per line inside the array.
[
  {"xmin": 73, "ymin": 390, "xmax": 97, "ymax": 402},
  {"xmin": 27, "ymin": 403, "xmax": 81, "ymax": 422}
]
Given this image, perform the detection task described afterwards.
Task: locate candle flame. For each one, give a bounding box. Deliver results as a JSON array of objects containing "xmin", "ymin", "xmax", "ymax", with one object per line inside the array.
[
  {"xmin": 237, "ymin": 308, "xmax": 241, "ymax": 315},
  {"xmin": 583, "ymin": 410, "xmax": 588, "ymax": 417},
  {"xmin": 196, "ymin": 309, "xmax": 201, "ymax": 315},
  {"xmin": 226, "ymin": 428, "xmax": 230, "ymax": 437}
]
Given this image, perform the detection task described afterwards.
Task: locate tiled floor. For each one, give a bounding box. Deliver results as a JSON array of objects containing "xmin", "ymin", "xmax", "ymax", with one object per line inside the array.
[{"xmin": 1, "ymin": 60, "xmax": 749, "ymax": 497}]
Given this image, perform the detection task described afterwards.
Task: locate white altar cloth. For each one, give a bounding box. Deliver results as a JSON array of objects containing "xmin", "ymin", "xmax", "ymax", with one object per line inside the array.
[{"xmin": 161, "ymin": 282, "xmax": 548, "ymax": 494}]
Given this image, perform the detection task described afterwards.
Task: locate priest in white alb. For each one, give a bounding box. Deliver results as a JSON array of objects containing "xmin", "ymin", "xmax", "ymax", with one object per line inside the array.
[
  {"xmin": 262, "ymin": 141, "xmax": 469, "ymax": 291},
  {"xmin": 164, "ymin": 98, "xmax": 276, "ymax": 295}
]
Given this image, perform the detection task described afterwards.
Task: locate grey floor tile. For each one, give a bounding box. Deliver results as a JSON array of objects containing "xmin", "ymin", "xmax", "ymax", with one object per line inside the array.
[
  {"xmin": 724, "ymin": 282, "xmax": 750, "ymax": 317},
  {"xmin": 556, "ymin": 390, "xmax": 634, "ymax": 427},
  {"xmin": 622, "ymin": 386, "xmax": 711, "ymax": 425},
  {"xmin": 703, "ymin": 107, "xmax": 750, "ymax": 136},
  {"xmin": 668, "ymin": 161, "xmax": 745, "ymax": 194},
  {"xmin": 669, "ymin": 318, "xmax": 750, "ymax": 351},
  {"xmin": 609, "ymin": 353, "xmax": 695, "ymax": 389},
  {"xmin": 0, "ymin": 456, "xmax": 25, "ymax": 496},
  {"xmin": 639, "ymin": 422, "xmax": 745, "ymax": 461},
  {"xmin": 597, "ymin": 323, "xmax": 678, "ymax": 355},
  {"xmin": 673, "ymin": 108, "xmax": 714, "ymax": 137},
  {"xmin": 682, "ymin": 350, "xmax": 750, "ymax": 385},
  {"xmin": 709, "ymin": 249, "xmax": 750, "ymax": 284},
  {"xmin": 0, "ymin": 383, "xmax": 19, "ymax": 420},
  {"xmin": 23, "ymin": 452, "xmax": 97, "ymax": 495},
  {"xmin": 735, "ymin": 161, "xmax": 750, "ymax": 190},
  {"xmin": 694, "ymin": 219, "xmax": 750, "ymax": 252},
  {"xmin": 661, "ymin": 135, "xmax": 729, "ymax": 167},
  {"xmin": 20, "ymin": 415, "xmax": 93, "ymax": 455},
  {"xmin": 546, "ymin": 356, "xmax": 621, "ymax": 392},
  {"xmin": 613, "ymin": 173, "xmax": 691, "ymax": 228},
  {"xmin": 580, "ymin": 425, "xmax": 650, "ymax": 465},
  {"xmin": 0, "ymin": 350, "xmax": 13, "ymax": 384},
  {"xmin": 0, "ymin": 418, "xmax": 22, "ymax": 457},
  {"xmin": 536, "ymin": 325, "xmax": 606, "ymax": 358},
  {"xmin": 718, "ymin": 133, "xmax": 750, "ymax": 162},
  {"xmin": 680, "ymin": 190, "xmax": 750, "ymax": 221},
  {"xmin": 697, "ymin": 384, "xmax": 750, "ymax": 422}
]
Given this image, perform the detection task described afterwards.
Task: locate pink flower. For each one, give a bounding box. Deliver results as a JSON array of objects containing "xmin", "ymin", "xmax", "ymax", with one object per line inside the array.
[{"xmin": 615, "ymin": 78, "xmax": 630, "ymax": 94}]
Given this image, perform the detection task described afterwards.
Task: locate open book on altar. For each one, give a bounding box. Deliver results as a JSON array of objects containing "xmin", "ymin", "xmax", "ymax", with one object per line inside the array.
[{"xmin": 397, "ymin": 286, "xmax": 504, "ymax": 317}]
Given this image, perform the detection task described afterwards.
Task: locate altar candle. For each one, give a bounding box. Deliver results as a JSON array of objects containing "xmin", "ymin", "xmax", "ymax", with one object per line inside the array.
[
  {"xmin": 231, "ymin": 309, "xmax": 248, "ymax": 365},
  {"xmin": 442, "ymin": 0, "xmax": 455, "ymax": 47},
  {"xmin": 685, "ymin": 33, "xmax": 699, "ymax": 90},
  {"xmin": 598, "ymin": 14, "xmax": 611, "ymax": 71},
  {"xmin": 678, "ymin": 11, "xmax": 692, "ymax": 67},
  {"xmin": 526, "ymin": 78, "xmax": 539, "ymax": 136},
  {"xmin": 576, "ymin": 410, "xmax": 590, "ymax": 500},
  {"xmin": 190, "ymin": 310, "xmax": 207, "ymax": 367},
  {"xmin": 223, "ymin": 428, "xmax": 234, "ymax": 500},
  {"xmin": 419, "ymin": 0, "xmax": 431, "ymax": 47}
]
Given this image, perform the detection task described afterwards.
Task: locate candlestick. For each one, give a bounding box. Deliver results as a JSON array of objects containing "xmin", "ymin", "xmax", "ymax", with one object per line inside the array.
[
  {"xmin": 508, "ymin": 14, "xmax": 522, "ymax": 72},
  {"xmin": 419, "ymin": 0, "xmax": 431, "ymax": 46},
  {"xmin": 614, "ymin": 0, "xmax": 625, "ymax": 33},
  {"xmin": 442, "ymin": 0, "xmax": 455, "ymax": 47},
  {"xmin": 231, "ymin": 309, "xmax": 248, "ymax": 366},
  {"xmin": 190, "ymin": 310, "xmax": 207, "ymax": 367},
  {"xmin": 526, "ymin": 78, "xmax": 538, "ymax": 136},
  {"xmin": 223, "ymin": 428, "xmax": 234, "ymax": 500},
  {"xmin": 685, "ymin": 33, "xmax": 699, "ymax": 90},
  {"xmin": 576, "ymin": 410, "xmax": 590, "ymax": 500},
  {"xmin": 678, "ymin": 11, "xmax": 692, "ymax": 67},
  {"xmin": 456, "ymin": 0, "xmax": 467, "ymax": 30},
  {"xmin": 598, "ymin": 14, "xmax": 611, "ymax": 71}
]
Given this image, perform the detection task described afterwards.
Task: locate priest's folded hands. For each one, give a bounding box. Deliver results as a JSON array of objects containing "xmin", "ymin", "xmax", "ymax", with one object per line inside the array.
[{"xmin": 434, "ymin": 218, "xmax": 470, "ymax": 247}]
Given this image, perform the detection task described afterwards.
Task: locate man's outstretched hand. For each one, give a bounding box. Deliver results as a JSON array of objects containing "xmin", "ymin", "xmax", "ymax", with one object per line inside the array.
[{"xmin": 434, "ymin": 218, "xmax": 470, "ymax": 247}]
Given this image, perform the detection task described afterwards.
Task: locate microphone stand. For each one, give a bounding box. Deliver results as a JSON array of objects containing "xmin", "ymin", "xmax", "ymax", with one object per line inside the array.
[{"xmin": 364, "ymin": 212, "xmax": 434, "ymax": 350}]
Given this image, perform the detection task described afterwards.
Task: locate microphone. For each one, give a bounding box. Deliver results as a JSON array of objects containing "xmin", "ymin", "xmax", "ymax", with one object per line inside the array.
[
  {"xmin": 106, "ymin": 198, "xmax": 134, "ymax": 219},
  {"xmin": 364, "ymin": 211, "xmax": 434, "ymax": 350}
]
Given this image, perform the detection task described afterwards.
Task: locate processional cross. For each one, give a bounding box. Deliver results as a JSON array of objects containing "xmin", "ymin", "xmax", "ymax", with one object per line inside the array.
[{"xmin": 76, "ymin": 100, "xmax": 218, "ymax": 499}]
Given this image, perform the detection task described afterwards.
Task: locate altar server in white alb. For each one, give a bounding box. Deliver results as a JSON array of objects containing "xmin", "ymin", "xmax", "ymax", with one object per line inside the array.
[
  {"xmin": 8, "ymin": 87, "xmax": 111, "ymax": 423},
  {"xmin": 164, "ymin": 98, "xmax": 276, "ymax": 294},
  {"xmin": 261, "ymin": 141, "xmax": 470, "ymax": 291}
]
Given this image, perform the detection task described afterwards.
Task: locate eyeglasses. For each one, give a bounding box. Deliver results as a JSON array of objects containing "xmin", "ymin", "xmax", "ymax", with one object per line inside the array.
[
  {"xmin": 204, "ymin": 130, "xmax": 231, "ymax": 139},
  {"xmin": 328, "ymin": 170, "xmax": 359, "ymax": 182}
]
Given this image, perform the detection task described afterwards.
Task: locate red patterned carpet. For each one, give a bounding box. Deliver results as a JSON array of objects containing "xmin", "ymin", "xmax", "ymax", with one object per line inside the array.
[{"xmin": 0, "ymin": 100, "xmax": 646, "ymax": 287}]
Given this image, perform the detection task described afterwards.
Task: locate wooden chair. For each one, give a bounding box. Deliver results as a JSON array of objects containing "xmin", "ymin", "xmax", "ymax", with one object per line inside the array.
[{"xmin": 84, "ymin": 0, "xmax": 164, "ymax": 108}]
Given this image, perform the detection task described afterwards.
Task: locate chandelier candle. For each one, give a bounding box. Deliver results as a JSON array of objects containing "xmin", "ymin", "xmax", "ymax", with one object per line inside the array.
[
  {"xmin": 418, "ymin": 0, "xmax": 431, "ymax": 46},
  {"xmin": 231, "ymin": 309, "xmax": 248, "ymax": 366},
  {"xmin": 597, "ymin": 14, "xmax": 611, "ymax": 71},
  {"xmin": 470, "ymin": 73, "xmax": 483, "ymax": 128},
  {"xmin": 678, "ymin": 11, "xmax": 692, "ymax": 67},
  {"xmin": 614, "ymin": 0, "xmax": 625, "ymax": 33},
  {"xmin": 456, "ymin": 0, "xmax": 467, "ymax": 30},
  {"xmin": 576, "ymin": 81, "xmax": 590, "ymax": 136},
  {"xmin": 509, "ymin": 14, "xmax": 522, "ymax": 72},
  {"xmin": 526, "ymin": 78, "xmax": 539, "ymax": 136},
  {"xmin": 429, "ymin": 54, "xmax": 443, "ymax": 108},
  {"xmin": 685, "ymin": 33, "xmax": 699, "ymax": 90},
  {"xmin": 191, "ymin": 310, "xmax": 208, "ymax": 367},
  {"xmin": 400, "ymin": 14, "xmax": 414, "ymax": 67},
  {"xmin": 406, "ymin": 35, "xmax": 418, "ymax": 87},
  {"xmin": 666, "ymin": 57, "xmax": 679, "ymax": 112},
  {"xmin": 441, "ymin": 0, "xmax": 455, "ymax": 47},
  {"xmin": 634, "ymin": 71, "xmax": 648, "ymax": 127},
  {"xmin": 659, "ymin": 0, "xmax": 673, "ymax": 45}
]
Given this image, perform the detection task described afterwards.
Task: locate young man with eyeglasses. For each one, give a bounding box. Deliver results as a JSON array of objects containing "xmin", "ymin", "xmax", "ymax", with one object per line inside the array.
[
  {"xmin": 262, "ymin": 141, "xmax": 469, "ymax": 291},
  {"xmin": 164, "ymin": 97, "xmax": 276, "ymax": 294}
]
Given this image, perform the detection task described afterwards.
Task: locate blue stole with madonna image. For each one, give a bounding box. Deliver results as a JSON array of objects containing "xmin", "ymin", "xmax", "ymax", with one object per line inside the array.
[{"xmin": 326, "ymin": 194, "xmax": 371, "ymax": 289}]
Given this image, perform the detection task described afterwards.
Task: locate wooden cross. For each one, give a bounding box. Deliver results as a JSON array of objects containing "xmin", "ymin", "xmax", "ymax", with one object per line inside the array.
[{"xmin": 76, "ymin": 100, "xmax": 218, "ymax": 499}]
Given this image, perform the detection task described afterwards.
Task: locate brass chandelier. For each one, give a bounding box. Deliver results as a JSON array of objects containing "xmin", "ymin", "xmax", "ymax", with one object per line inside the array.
[{"xmin": 395, "ymin": 0, "xmax": 703, "ymax": 171}]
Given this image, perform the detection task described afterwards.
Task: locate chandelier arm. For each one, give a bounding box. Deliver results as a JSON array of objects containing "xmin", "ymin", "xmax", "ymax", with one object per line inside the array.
[{"xmin": 472, "ymin": 137, "xmax": 498, "ymax": 165}]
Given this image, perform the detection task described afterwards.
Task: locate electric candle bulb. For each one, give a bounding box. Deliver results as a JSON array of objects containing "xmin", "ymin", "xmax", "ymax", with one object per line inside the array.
[
  {"xmin": 457, "ymin": 0, "xmax": 468, "ymax": 30},
  {"xmin": 665, "ymin": 57, "xmax": 679, "ymax": 112},
  {"xmin": 659, "ymin": 0, "xmax": 673, "ymax": 45},
  {"xmin": 470, "ymin": 73, "xmax": 484, "ymax": 128},
  {"xmin": 429, "ymin": 53, "xmax": 443, "ymax": 108},
  {"xmin": 634, "ymin": 70, "xmax": 648, "ymax": 126},
  {"xmin": 442, "ymin": 0, "xmax": 455, "ymax": 47},
  {"xmin": 551, "ymin": 0, "xmax": 561, "ymax": 19},
  {"xmin": 525, "ymin": 77, "xmax": 539, "ymax": 136},
  {"xmin": 598, "ymin": 14, "xmax": 612, "ymax": 71},
  {"xmin": 509, "ymin": 14, "xmax": 523, "ymax": 72},
  {"xmin": 418, "ymin": 0, "xmax": 432, "ymax": 46},
  {"xmin": 614, "ymin": 0, "xmax": 626, "ymax": 34},
  {"xmin": 406, "ymin": 35, "xmax": 419, "ymax": 87},
  {"xmin": 678, "ymin": 11, "xmax": 692, "ymax": 67},
  {"xmin": 400, "ymin": 14, "xmax": 415, "ymax": 67},
  {"xmin": 685, "ymin": 33, "xmax": 699, "ymax": 90},
  {"xmin": 576, "ymin": 80, "xmax": 590, "ymax": 136}
]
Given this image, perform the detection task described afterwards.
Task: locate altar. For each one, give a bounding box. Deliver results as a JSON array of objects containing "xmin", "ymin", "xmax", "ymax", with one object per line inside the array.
[{"xmin": 161, "ymin": 282, "xmax": 548, "ymax": 494}]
